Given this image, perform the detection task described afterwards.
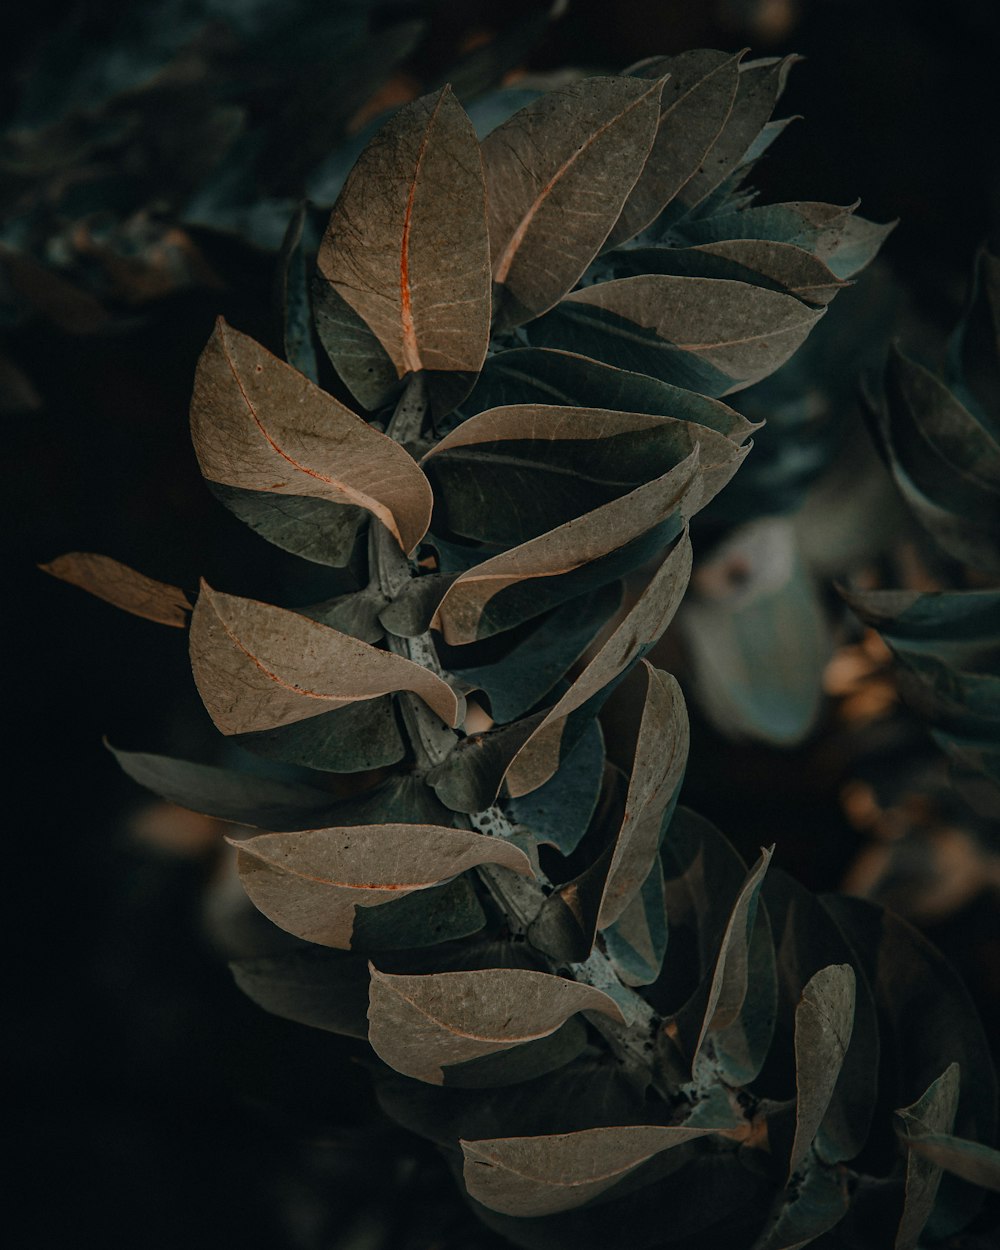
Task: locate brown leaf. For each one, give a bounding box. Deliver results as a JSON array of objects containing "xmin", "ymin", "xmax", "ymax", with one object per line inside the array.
[
  {"xmin": 232, "ymin": 824, "xmax": 533, "ymax": 948},
  {"xmin": 484, "ymin": 75, "xmax": 664, "ymax": 331},
  {"xmin": 40, "ymin": 552, "xmax": 191, "ymax": 627},
  {"xmin": 559, "ymin": 275, "xmax": 823, "ymax": 395},
  {"xmin": 190, "ymin": 581, "xmax": 461, "ymax": 735},
  {"xmin": 191, "ymin": 318, "xmax": 431, "ymax": 555},
  {"xmin": 317, "ymin": 87, "xmax": 491, "ymax": 414},
  {"xmin": 367, "ymin": 966, "xmax": 624, "ymax": 1084},
  {"xmin": 461, "ymin": 1122, "xmax": 731, "ymax": 1216},
  {"xmin": 431, "ymin": 450, "xmax": 701, "ymax": 646}
]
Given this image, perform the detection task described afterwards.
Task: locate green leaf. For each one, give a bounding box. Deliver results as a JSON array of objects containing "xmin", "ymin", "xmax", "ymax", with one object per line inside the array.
[
  {"xmin": 233, "ymin": 695, "xmax": 404, "ymax": 773},
  {"xmin": 301, "ymin": 583, "xmax": 387, "ymax": 642},
  {"xmin": 379, "ymin": 574, "xmax": 457, "ymax": 639},
  {"xmin": 895, "ymin": 1065, "xmax": 961, "ymax": 1250},
  {"xmin": 189, "ymin": 582, "xmax": 461, "ymax": 737},
  {"xmin": 231, "ymin": 947, "xmax": 372, "ymax": 1040},
  {"xmin": 316, "ymin": 88, "xmax": 491, "ymax": 417},
  {"xmin": 191, "ymin": 318, "xmax": 433, "ymax": 556},
  {"xmin": 276, "ymin": 200, "xmax": 319, "ymax": 382},
  {"xmin": 431, "ymin": 451, "xmax": 699, "ymax": 645},
  {"xmin": 231, "ymin": 822, "xmax": 532, "ymax": 948},
  {"xmin": 461, "ymin": 1120, "xmax": 736, "ymax": 1218},
  {"xmin": 427, "ymin": 400, "xmax": 747, "ymax": 549},
  {"xmin": 449, "ymin": 582, "xmax": 622, "ymax": 724},
  {"xmin": 367, "ymin": 966, "xmax": 624, "ymax": 1085},
  {"xmin": 529, "ymin": 275, "xmax": 823, "ymax": 398},
  {"xmin": 207, "ymin": 483, "xmax": 366, "ymax": 567},
  {"xmin": 601, "ymin": 855, "xmax": 669, "ymax": 987},
  {"xmin": 39, "ymin": 552, "xmax": 191, "ymax": 626},
  {"xmin": 505, "ymin": 716, "xmax": 605, "ymax": 856},
  {"xmin": 462, "ymin": 347, "xmax": 757, "ymax": 442},
  {"xmin": 678, "ymin": 518, "xmax": 831, "ymax": 746},
  {"xmin": 604, "ymin": 50, "xmax": 741, "ymax": 249},
  {"xmin": 483, "ymin": 75, "xmax": 664, "ymax": 331},
  {"xmin": 347, "ymin": 876, "xmax": 489, "ymax": 952},
  {"xmin": 788, "ymin": 966, "xmax": 856, "ymax": 1179}
]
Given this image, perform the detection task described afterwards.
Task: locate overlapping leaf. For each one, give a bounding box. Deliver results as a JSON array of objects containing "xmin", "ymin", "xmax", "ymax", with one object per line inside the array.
[
  {"xmin": 40, "ymin": 552, "xmax": 191, "ymax": 627},
  {"xmin": 190, "ymin": 582, "xmax": 461, "ymax": 737},
  {"xmin": 529, "ymin": 275, "xmax": 823, "ymax": 398},
  {"xmin": 316, "ymin": 87, "xmax": 491, "ymax": 416},
  {"xmin": 367, "ymin": 966, "xmax": 624, "ymax": 1084},
  {"xmin": 190, "ymin": 318, "xmax": 433, "ymax": 561},
  {"xmin": 895, "ymin": 1064, "xmax": 961, "ymax": 1250},
  {"xmin": 232, "ymin": 823, "xmax": 532, "ymax": 948},
  {"xmin": 483, "ymin": 75, "xmax": 664, "ymax": 331}
]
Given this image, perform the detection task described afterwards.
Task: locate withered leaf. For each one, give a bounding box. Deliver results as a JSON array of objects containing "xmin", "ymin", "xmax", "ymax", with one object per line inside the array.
[
  {"xmin": 546, "ymin": 275, "xmax": 823, "ymax": 397},
  {"xmin": 605, "ymin": 50, "xmax": 741, "ymax": 249},
  {"xmin": 316, "ymin": 87, "xmax": 491, "ymax": 416},
  {"xmin": 788, "ymin": 965, "xmax": 856, "ymax": 1179},
  {"xmin": 190, "ymin": 582, "xmax": 460, "ymax": 736},
  {"xmin": 367, "ymin": 966, "xmax": 624, "ymax": 1084},
  {"xmin": 895, "ymin": 1064, "xmax": 961, "ymax": 1250},
  {"xmin": 483, "ymin": 75, "xmax": 664, "ymax": 331},
  {"xmin": 40, "ymin": 552, "xmax": 191, "ymax": 627},
  {"xmin": 431, "ymin": 451, "xmax": 699, "ymax": 645},
  {"xmin": 191, "ymin": 318, "xmax": 432, "ymax": 555},
  {"xmin": 461, "ymin": 1122, "xmax": 732, "ymax": 1217},
  {"xmin": 232, "ymin": 823, "xmax": 531, "ymax": 948},
  {"xmin": 903, "ymin": 1134, "xmax": 1000, "ymax": 1193}
]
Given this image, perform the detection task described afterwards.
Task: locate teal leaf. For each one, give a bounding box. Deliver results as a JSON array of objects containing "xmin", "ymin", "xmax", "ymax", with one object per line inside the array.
[
  {"xmin": 235, "ymin": 695, "xmax": 404, "ymax": 773},
  {"xmin": 231, "ymin": 947, "xmax": 371, "ymax": 1039},
  {"xmin": 505, "ymin": 716, "xmax": 605, "ymax": 856},
  {"xmin": 208, "ymin": 482, "xmax": 366, "ymax": 567},
  {"xmin": 751, "ymin": 1156, "xmax": 849, "ymax": 1250},
  {"xmin": 277, "ymin": 200, "xmax": 320, "ymax": 382},
  {"xmin": 601, "ymin": 855, "xmax": 669, "ymax": 986}
]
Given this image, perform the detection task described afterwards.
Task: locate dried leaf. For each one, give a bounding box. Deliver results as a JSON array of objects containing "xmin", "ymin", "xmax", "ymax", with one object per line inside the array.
[
  {"xmin": 367, "ymin": 966, "xmax": 624, "ymax": 1084},
  {"xmin": 432, "ymin": 454, "xmax": 698, "ymax": 646},
  {"xmin": 190, "ymin": 582, "xmax": 461, "ymax": 736},
  {"xmin": 751, "ymin": 1157, "xmax": 849, "ymax": 1250},
  {"xmin": 39, "ymin": 552, "xmax": 191, "ymax": 627},
  {"xmin": 191, "ymin": 318, "xmax": 432, "ymax": 555},
  {"xmin": 232, "ymin": 823, "xmax": 531, "ymax": 948},
  {"xmin": 605, "ymin": 50, "xmax": 741, "ymax": 249},
  {"xmin": 788, "ymin": 965, "xmax": 856, "ymax": 1178},
  {"xmin": 484, "ymin": 75, "xmax": 663, "ymax": 330},
  {"xmin": 316, "ymin": 87, "xmax": 491, "ymax": 415},
  {"xmin": 461, "ymin": 1122, "xmax": 730, "ymax": 1217},
  {"xmin": 895, "ymin": 1064, "xmax": 961, "ymax": 1250},
  {"xmin": 904, "ymin": 1134, "xmax": 1000, "ymax": 1193}
]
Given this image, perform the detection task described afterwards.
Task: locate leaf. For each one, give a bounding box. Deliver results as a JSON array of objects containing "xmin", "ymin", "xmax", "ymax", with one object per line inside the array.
[
  {"xmin": 191, "ymin": 318, "xmax": 432, "ymax": 556},
  {"xmin": 189, "ymin": 582, "xmax": 461, "ymax": 736},
  {"xmin": 788, "ymin": 965, "xmax": 856, "ymax": 1179},
  {"xmin": 530, "ymin": 275, "xmax": 823, "ymax": 398},
  {"xmin": 678, "ymin": 517, "xmax": 831, "ymax": 746},
  {"xmin": 207, "ymin": 482, "xmax": 366, "ymax": 568},
  {"xmin": 231, "ymin": 947, "xmax": 372, "ymax": 1039},
  {"xmin": 604, "ymin": 50, "xmax": 741, "ymax": 249},
  {"xmin": 232, "ymin": 823, "xmax": 531, "ymax": 948},
  {"xmin": 367, "ymin": 966, "xmax": 624, "ymax": 1084},
  {"xmin": 233, "ymin": 695, "xmax": 405, "ymax": 774},
  {"xmin": 691, "ymin": 847, "xmax": 774, "ymax": 1085},
  {"xmin": 752, "ymin": 1158, "xmax": 849, "ymax": 1250},
  {"xmin": 303, "ymin": 583, "xmax": 387, "ymax": 642},
  {"xmin": 895, "ymin": 1065, "xmax": 961, "ymax": 1250},
  {"xmin": 505, "ymin": 530, "xmax": 693, "ymax": 797},
  {"xmin": 506, "ymin": 716, "xmax": 605, "ymax": 856},
  {"xmin": 448, "ymin": 583, "xmax": 622, "ymax": 725},
  {"xmin": 529, "ymin": 664, "xmax": 687, "ymax": 965},
  {"xmin": 39, "ymin": 552, "xmax": 191, "ymax": 626},
  {"xmin": 904, "ymin": 1134, "xmax": 1000, "ymax": 1193},
  {"xmin": 316, "ymin": 87, "xmax": 491, "ymax": 416},
  {"xmin": 276, "ymin": 200, "xmax": 320, "ymax": 382},
  {"xmin": 483, "ymin": 74, "xmax": 664, "ymax": 331},
  {"xmin": 601, "ymin": 855, "xmax": 668, "ymax": 987},
  {"xmin": 379, "ymin": 574, "xmax": 457, "ymax": 639},
  {"xmin": 424, "ymin": 402, "xmax": 747, "ymax": 546},
  {"xmin": 108, "ymin": 744, "xmax": 343, "ymax": 830},
  {"xmin": 460, "ymin": 1121, "xmax": 733, "ymax": 1217},
  {"xmin": 608, "ymin": 241, "xmax": 847, "ymax": 307},
  {"xmin": 463, "ymin": 347, "xmax": 757, "ymax": 442},
  {"xmin": 431, "ymin": 450, "xmax": 699, "ymax": 646}
]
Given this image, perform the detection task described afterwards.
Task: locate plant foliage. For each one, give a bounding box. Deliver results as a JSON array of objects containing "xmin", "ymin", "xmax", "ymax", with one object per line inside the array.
[{"xmin": 45, "ymin": 55, "xmax": 999, "ymax": 1249}]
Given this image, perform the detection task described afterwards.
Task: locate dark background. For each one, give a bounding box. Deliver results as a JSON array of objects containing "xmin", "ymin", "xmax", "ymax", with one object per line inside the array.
[{"xmin": 8, "ymin": 2, "xmax": 1000, "ymax": 1245}]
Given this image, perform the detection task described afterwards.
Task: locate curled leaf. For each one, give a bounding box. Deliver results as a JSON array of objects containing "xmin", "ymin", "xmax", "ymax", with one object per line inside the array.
[
  {"xmin": 895, "ymin": 1064, "xmax": 961, "ymax": 1250},
  {"xmin": 191, "ymin": 318, "xmax": 432, "ymax": 555},
  {"xmin": 367, "ymin": 966, "xmax": 624, "ymax": 1084},
  {"xmin": 232, "ymin": 823, "xmax": 532, "ymax": 948},
  {"xmin": 190, "ymin": 582, "xmax": 461, "ymax": 735},
  {"xmin": 40, "ymin": 552, "xmax": 191, "ymax": 627}
]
